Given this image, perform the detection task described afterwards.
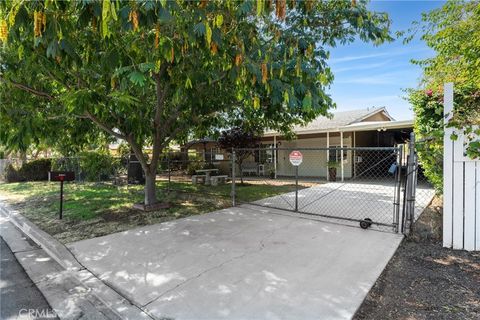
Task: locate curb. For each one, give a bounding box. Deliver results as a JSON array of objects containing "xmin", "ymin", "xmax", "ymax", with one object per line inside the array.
[
  {"xmin": 0, "ymin": 202, "xmax": 82, "ymax": 271},
  {"xmin": 0, "ymin": 201, "xmax": 153, "ymax": 320}
]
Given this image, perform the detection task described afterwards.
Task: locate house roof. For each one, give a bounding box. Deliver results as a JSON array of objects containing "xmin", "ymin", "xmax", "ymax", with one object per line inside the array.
[{"xmin": 264, "ymin": 107, "xmax": 411, "ymax": 136}]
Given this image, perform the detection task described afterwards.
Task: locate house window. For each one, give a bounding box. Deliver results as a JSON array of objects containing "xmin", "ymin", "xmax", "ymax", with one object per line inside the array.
[
  {"xmin": 329, "ymin": 146, "xmax": 347, "ymax": 162},
  {"xmin": 211, "ymin": 147, "xmax": 222, "ymax": 161},
  {"xmin": 259, "ymin": 144, "xmax": 276, "ymax": 163}
]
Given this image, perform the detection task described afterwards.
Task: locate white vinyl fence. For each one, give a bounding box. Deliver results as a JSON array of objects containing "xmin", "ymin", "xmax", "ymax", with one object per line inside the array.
[{"xmin": 443, "ymin": 83, "xmax": 480, "ymax": 251}]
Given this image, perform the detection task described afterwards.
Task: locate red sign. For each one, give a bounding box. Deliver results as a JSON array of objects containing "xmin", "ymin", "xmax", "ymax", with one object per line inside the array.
[
  {"xmin": 289, "ymin": 150, "xmax": 303, "ymax": 166},
  {"xmin": 49, "ymin": 171, "xmax": 75, "ymax": 182}
]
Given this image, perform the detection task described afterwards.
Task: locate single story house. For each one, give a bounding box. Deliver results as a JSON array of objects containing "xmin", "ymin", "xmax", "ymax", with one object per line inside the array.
[{"xmin": 183, "ymin": 107, "xmax": 413, "ymax": 179}]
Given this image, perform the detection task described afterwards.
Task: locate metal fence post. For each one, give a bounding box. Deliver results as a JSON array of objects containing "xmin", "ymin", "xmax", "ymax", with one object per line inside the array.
[
  {"xmin": 167, "ymin": 157, "xmax": 171, "ymax": 193},
  {"xmin": 394, "ymin": 146, "xmax": 403, "ymax": 233},
  {"xmin": 404, "ymin": 132, "xmax": 416, "ymax": 234},
  {"xmin": 232, "ymin": 150, "xmax": 236, "ymax": 206},
  {"xmin": 295, "ymin": 165, "xmax": 298, "ymax": 212}
]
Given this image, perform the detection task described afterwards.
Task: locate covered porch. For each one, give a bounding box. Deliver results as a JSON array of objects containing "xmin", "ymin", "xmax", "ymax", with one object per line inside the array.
[{"xmin": 260, "ymin": 120, "xmax": 413, "ymax": 180}]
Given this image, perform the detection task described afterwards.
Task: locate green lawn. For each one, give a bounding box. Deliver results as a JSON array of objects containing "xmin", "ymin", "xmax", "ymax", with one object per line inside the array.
[{"xmin": 0, "ymin": 180, "xmax": 295, "ymax": 243}]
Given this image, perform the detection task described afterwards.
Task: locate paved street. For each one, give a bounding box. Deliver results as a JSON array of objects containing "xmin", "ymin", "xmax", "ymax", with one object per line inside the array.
[{"xmin": 0, "ymin": 237, "xmax": 57, "ymax": 320}]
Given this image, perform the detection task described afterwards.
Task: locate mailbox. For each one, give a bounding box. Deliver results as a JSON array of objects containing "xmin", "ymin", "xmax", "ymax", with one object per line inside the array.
[
  {"xmin": 49, "ymin": 171, "xmax": 75, "ymax": 182},
  {"xmin": 49, "ymin": 171, "xmax": 75, "ymax": 220}
]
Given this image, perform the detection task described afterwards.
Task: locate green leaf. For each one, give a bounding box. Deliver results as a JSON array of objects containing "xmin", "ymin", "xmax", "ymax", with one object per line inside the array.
[
  {"xmin": 128, "ymin": 71, "xmax": 146, "ymax": 86},
  {"xmin": 302, "ymin": 91, "xmax": 312, "ymax": 109},
  {"xmin": 205, "ymin": 23, "xmax": 212, "ymax": 46},
  {"xmin": 256, "ymin": 0, "xmax": 263, "ymax": 16},
  {"xmin": 110, "ymin": 1, "xmax": 118, "ymax": 21},
  {"xmin": 253, "ymin": 96, "xmax": 260, "ymax": 109},
  {"xmin": 216, "ymin": 14, "xmax": 223, "ymax": 28},
  {"xmin": 185, "ymin": 77, "xmax": 193, "ymax": 89}
]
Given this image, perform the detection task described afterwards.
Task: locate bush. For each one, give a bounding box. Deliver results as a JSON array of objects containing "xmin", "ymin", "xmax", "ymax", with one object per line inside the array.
[
  {"xmin": 6, "ymin": 159, "xmax": 52, "ymax": 182},
  {"xmin": 79, "ymin": 151, "xmax": 119, "ymax": 181},
  {"xmin": 408, "ymin": 89, "xmax": 444, "ymax": 193},
  {"xmin": 187, "ymin": 161, "xmax": 203, "ymax": 176},
  {"xmin": 408, "ymin": 86, "xmax": 480, "ymax": 194}
]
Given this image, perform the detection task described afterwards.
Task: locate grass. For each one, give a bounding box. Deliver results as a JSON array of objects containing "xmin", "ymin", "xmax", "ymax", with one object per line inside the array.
[{"xmin": 0, "ymin": 180, "xmax": 296, "ymax": 243}]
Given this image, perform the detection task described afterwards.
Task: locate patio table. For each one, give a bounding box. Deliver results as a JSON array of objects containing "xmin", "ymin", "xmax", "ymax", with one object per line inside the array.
[{"xmin": 195, "ymin": 169, "xmax": 219, "ymax": 185}]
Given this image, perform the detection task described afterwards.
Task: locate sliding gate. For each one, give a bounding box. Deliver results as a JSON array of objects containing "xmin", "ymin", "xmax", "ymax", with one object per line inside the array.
[{"xmin": 232, "ymin": 147, "xmax": 403, "ymax": 231}]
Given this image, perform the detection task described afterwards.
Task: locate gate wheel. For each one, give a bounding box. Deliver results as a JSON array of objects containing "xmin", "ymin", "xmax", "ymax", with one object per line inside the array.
[{"xmin": 360, "ymin": 218, "xmax": 373, "ymax": 229}]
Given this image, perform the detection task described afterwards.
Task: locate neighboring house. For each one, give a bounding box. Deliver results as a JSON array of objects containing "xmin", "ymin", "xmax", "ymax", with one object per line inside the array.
[{"xmin": 183, "ymin": 107, "xmax": 413, "ymax": 179}]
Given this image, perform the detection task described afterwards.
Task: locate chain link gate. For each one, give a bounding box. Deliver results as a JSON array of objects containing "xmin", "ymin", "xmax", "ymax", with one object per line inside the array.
[
  {"xmin": 232, "ymin": 147, "xmax": 404, "ymax": 231},
  {"xmin": 401, "ymin": 132, "xmax": 437, "ymax": 235}
]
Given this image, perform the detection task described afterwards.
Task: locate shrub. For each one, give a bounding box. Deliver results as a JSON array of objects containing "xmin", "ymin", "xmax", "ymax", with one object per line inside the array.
[
  {"xmin": 408, "ymin": 86, "xmax": 480, "ymax": 194},
  {"xmin": 5, "ymin": 159, "xmax": 52, "ymax": 182},
  {"xmin": 408, "ymin": 89, "xmax": 444, "ymax": 193},
  {"xmin": 79, "ymin": 151, "xmax": 118, "ymax": 181},
  {"xmin": 5, "ymin": 164, "xmax": 23, "ymax": 182},
  {"xmin": 186, "ymin": 161, "xmax": 203, "ymax": 175}
]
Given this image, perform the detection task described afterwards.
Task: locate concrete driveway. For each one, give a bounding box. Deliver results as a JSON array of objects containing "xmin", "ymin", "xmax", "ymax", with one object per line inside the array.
[
  {"xmin": 67, "ymin": 205, "xmax": 403, "ymax": 320},
  {"xmin": 254, "ymin": 181, "xmax": 435, "ymax": 227}
]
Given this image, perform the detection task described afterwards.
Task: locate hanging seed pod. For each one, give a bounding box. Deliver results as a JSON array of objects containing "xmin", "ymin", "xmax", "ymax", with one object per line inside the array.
[
  {"xmin": 0, "ymin": 20, "xmax": 8, "ymax": 42},
  {"xmin": 33, "ymin": 11, "xmax": 40, "ymax": 37},
  {"xmin": 129, "ymin": 10, "xmax": 139, "ymax": 31},
  {"xmin": 170, "ymin": 46, "xmax": 174, "ymax": 63},
  {"xmin": 200, "ymin": 0, "xmax": 208, "ymax": 8},
  {"xmin": 42, "ymin": 11, "xmax": 46, "ymax": 32},
  {"xmin": 305, "ymin": 0, "xmax": 313, "ymax": 12},
  {"xmin": 210, "ymin": 42, "xmax": 218, "ymax": 55},
  {"xmin": 234, "ymin": 53, "xmax": 242, "ymax": 66},
  {"xmin": 92, "ymin": 16, "xmax": 97, "ymax": 31},
  {"xmin": 261, "ymin": 63, "xmax": 268, "ymax": 83},
  {"xmin": 352, "ymin": 0, "xmax": 356, "ymax": 6},
  {"xmin": 154, "ymin": 25, "xmax": 160, "ymax": 48},
  {"xmin": 275, "ymin": 0, "xmax": 286, "ymax": 20}
]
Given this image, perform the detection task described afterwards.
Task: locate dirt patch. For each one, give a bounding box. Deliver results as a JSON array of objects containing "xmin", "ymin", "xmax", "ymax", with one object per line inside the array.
[{"xmin": 354, "ymin": 197, "xmax": 480, "ymax": 320}]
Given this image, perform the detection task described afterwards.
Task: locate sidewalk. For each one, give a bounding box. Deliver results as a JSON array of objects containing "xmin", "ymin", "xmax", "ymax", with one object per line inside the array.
[
  {"xmin": 0, "ymin": 206, "xmax": 149, "ymax": 320},
  {"xmin": 0, "ymin": 237, "xmax": 58, "ymax": 320}
]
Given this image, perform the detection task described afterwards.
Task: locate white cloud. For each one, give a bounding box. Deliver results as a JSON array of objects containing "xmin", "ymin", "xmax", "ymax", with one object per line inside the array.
[
  {"xmin": 333, "ymin": 60, "xmax": 392, "ymax": 73},
  {"xmin": 329, "ymin": 46, "xmax": 430, "ymax": 64}
]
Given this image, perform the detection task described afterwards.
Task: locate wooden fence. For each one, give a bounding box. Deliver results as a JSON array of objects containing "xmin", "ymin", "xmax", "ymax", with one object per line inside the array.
[{"xmin": 443, "ymin": 83, "xmax": 480, "ymax": 251}]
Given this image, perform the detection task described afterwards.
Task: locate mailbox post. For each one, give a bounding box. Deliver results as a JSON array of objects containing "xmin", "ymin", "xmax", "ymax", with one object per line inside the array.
[
  {"xmin": 49, "ymin": 171, "xmax": 75, "ymax": 219},
  {"xmin": 289, "ymin": 151, "xmax": 303, "ymax": 212}
]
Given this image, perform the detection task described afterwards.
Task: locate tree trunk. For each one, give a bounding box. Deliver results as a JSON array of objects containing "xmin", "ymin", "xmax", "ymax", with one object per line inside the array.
[{"xmin": 144, "ymin": 170, "xmax": 157, "ymax": 206}]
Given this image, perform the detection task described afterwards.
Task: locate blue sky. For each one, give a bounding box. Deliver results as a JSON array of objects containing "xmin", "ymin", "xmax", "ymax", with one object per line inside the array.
[{"xmin": 327, "ymin": 0, "xmax": 444, "ymax": 120}]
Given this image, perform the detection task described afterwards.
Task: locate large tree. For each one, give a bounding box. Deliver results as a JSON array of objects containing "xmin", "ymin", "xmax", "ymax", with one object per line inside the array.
[
  {"xmin": 0, "ymin": 0, "xmax": 391, "ymax": 205},
  {"xmin": 407, "ymin": 0, "xmax": 480, "ymax": 192}
]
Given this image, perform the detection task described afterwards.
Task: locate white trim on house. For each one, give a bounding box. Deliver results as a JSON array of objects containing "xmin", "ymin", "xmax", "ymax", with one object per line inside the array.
[{"xmin": 263, "ymin": 119, "xmax": 413, "ymax": 137}]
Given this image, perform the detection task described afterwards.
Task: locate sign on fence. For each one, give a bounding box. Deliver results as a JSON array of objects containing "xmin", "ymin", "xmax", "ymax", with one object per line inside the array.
[
  {"xmin": 443, "ymin": 83, "xmax": 480, "ymax": 251},
  {"xmin": 289, "ymin": 150, "xmax": 303, "ymax": 166}
]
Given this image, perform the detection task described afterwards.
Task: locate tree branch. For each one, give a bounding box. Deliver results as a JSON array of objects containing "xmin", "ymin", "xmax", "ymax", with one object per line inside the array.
[
  {"xmin": 197, "ymin": 71, "xmax": 228, "ymax": 88},
  {"xmin": 126, "ymin": 134, "xmax": 149, "ymax": 173},
  {"xmin": 84, "ymin": 111, "xmax": 126, "ymax": 141},
  {"xmin": 0, "ymin": 76, "xmax": 55, "ymax": 100}
]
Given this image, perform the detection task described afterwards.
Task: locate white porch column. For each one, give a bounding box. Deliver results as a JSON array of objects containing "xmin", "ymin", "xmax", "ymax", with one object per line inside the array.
[
  {"xmin": 326, "ymin": 132, "xmax": 330, "ymax": 181},
  {"xmin": 273, "ymin": 135, "xmax": 277, "ymax": 179},
  {"xmin": 353, "ymin": 131, "xmax": 356, "ymax": 178},
  {"xmin": 340, "ymin": 131, "xmax": 344, "ymax": 182}
]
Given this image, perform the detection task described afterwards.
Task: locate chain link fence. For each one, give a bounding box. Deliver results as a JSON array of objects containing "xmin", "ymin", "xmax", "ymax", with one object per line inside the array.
[
  {"xmin": 0, "ymin": 136, "xmax": 436, "ymax": 234},
  {"xmin": 232, "ymin": 147, "xmax": 404, "ymax": 231}
]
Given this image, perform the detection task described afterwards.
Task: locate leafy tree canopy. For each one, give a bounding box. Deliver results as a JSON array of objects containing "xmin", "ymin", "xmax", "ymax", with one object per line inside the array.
[
  {"xmin": 0, "ymin": 0, "xmax": 391, "ymax": 204},
  {"xmin": 407, "ymin": 0, "xmax": 479, "ymax": 192}
]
